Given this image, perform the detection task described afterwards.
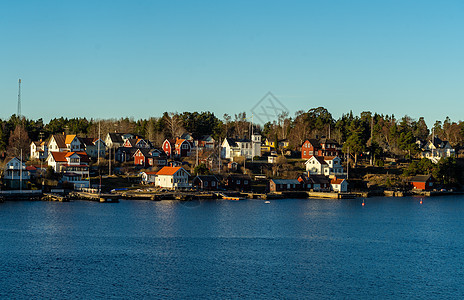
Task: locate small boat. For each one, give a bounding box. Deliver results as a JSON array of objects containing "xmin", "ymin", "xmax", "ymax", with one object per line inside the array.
[{"xmin": 264, "ymin": 201, "xmax": 271, "ymax": 204}]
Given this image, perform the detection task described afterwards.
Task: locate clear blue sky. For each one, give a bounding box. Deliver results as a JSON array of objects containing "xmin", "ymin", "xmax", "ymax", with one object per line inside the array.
[{"xmin": 1, "ymin": 1, "xmax": 463, "ymax": 125}]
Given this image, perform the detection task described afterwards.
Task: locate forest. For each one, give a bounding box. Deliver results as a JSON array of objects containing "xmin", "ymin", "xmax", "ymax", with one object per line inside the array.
[{"xmin": 1, "ymin": 108, "xmax": 463, "ymax": 164}]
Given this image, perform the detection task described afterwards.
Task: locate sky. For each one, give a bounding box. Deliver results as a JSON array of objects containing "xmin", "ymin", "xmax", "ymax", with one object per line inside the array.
[{"xmin": 1, "ymin": 1, "xmax": 463, "ymax": 125}]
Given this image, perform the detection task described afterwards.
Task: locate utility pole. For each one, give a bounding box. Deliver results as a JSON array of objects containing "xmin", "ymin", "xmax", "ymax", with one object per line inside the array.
[
  {"xmin": 17, "ymin": 79, "xmax": 21, "ymax": 118},
  {"xmin": 251, "ymin": 114, "xmax": 254, "ymax": 162},
  {"xmin": 109, "ymin": 147, "xmax": 111, "ymax": 176},
  {"xmin": 97, "ymin": 121, "xmax": 101, "ymax": 165}
]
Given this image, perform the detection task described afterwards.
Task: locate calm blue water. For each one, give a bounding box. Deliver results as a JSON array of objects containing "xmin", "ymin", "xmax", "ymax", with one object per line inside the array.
[{"xmin": 1, "ymin": 196, "xmax": 464, "ymax": 299}]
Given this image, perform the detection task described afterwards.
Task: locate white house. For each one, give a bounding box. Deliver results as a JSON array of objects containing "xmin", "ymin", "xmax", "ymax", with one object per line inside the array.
[
  {"xmin": 47, "ymin": 151, "xmax": 90, "ymax": 189},
  {"xmin": 3, "ymin": 157, "xmax": 30, "ymax": 189},
  {"xmin": 155, "ymin": 166, "xmax": 190, "ymax": 189},
  {"xmin": 47, "ymin": 134, "xmax": 68, "ymax": 152},
  {"xmin": 305, "ymin": 155, "xmax": 344, "ymax": 177},
  {"xmin": 419, "ymin": 137, "xmax": 455, "ymax": 163},
  {"xmin": 331, "ymin": 178, "xmax": 348, "ymax": 192},
  {"xmin": 30, "ymin": 140, "xmax": 48, "ymax": 160},
  {"xmin": 81, "ymin": 138, "xmax": 106, "ymax": 158},
  {"xmin": 221, "ymin": 134, "xmax": 261, "ymax": 160}
]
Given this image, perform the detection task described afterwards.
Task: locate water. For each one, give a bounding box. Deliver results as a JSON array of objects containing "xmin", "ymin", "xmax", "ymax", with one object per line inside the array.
[{"xmin": 1, "ymin": 197, "xmax": 464, "ymax": 299}]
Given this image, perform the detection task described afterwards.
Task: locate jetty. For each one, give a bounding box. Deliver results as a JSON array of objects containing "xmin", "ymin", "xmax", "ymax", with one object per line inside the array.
[
  {"xmin": 70, "ymin": 191, "xmax": 119, "ymax": 203},
  {"xmin": 0, "ymin": 190, "xmax": 43, "ymax": 201}
]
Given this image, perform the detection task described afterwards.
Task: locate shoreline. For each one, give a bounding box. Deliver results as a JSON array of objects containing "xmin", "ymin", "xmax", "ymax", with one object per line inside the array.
[{"xmin": 1, "ymin": 188, "xmax": 463, "ymax": 202}]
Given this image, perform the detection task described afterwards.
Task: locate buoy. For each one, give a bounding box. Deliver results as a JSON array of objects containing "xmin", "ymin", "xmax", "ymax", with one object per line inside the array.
[
  {"xmin": 362, "ymin": 199, "xmax": 365, "ymax": 206},
  {"xmin": 420, "ymin": 198, "xmax": 423, "ymax": 204}
]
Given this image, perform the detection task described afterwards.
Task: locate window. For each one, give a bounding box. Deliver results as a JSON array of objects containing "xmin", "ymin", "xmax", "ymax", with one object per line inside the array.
[
  {"xmin": 212, "ymin": 181, "xmax": 216, "ymax": 186},
  {"xmin": 237, "ymin": 180, "xmax": 240, "ymax": 184},
  {"xmin": 244, "ymin": 180, "xmax": 248, "ymax": 184},
  {"xmin": 204, "ymin": 182, "xmax": 208, "ymax": 187}
]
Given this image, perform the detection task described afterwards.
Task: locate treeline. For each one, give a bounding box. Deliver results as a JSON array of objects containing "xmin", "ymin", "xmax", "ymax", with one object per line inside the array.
[{"xmin": 1, "ymin": 108, "xmax": 464, "ymax": 161}]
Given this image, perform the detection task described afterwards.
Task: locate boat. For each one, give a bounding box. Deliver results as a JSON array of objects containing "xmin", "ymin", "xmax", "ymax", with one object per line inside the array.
[{"xmin": 264, "ymin": 201, "xmax": 270, "ymax": 204}]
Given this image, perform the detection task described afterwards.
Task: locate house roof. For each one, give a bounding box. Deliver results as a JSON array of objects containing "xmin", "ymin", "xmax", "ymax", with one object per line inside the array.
[
  {"xmin": 156, "ymin": 166, "xmax": 189, "ymax": 176},
  {"xmin": 305, "ymin": 155, "xmax": 327, "ymax": 165},
  {"xmin": 51, "ymin": 134, "xmax": 67, "ymax": 149},
  {"xmin": 410, "ymin": 175, "xmax": 434, "ymax": 182},
  {"xmin": 224, "ymin": 138, "xmax": 238, "ymax": 147},
  {"xmin": 331, "ymin": 178, "xmax": 345, "ymax": 184},
  {"xmin": 79, "ymin": 137, "xmax": 95, "ymax": 146},
  {"xmin": 64, "ymin": 151, "xmax": 90, "ymax": 163},
  {"xmin": 65, "ymin": 134, "xmax": 77, "ymax": 145},
  {"xmin": 108, "ymin": 133, "xmax": 124, "ymax": 143},
  {"xmin": 320, "ymin": 138, "xmax": 340, "ymax": 145},
  {"xmin": 142, "ymin": 171, "xmax": 158, "ymax": 175},
  {"xmin": 303, "ymin": 139, "xmax": 321, "ymax": 148},
  {"xmin": 310, "ymin": 175, "xmax": 330, "ymax": 184},
  {"xmin": 134, "ymin": 148, "xmax": 152, "ymax": 158},
  {"xmin": 324, "ymin": 156, "xmax": 339, "ymax": 161},
  {"xmin": 271, "ymin": 179, "xmax": 301, "ymax": 185},
  {"xmin": 50, "ymin": 151, "xmax": 68, "ymax": 162}
]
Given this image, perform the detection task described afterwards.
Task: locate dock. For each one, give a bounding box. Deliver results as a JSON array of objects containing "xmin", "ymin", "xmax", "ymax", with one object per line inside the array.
[{"xmin": 70, "ymin": 191, "xmax": 119, "ymax": 203}]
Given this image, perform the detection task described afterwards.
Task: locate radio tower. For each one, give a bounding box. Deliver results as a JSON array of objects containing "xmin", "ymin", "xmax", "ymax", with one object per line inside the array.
[{"xmin": 17, "ymin": 79, "xmax": 21, "ymax": 118}]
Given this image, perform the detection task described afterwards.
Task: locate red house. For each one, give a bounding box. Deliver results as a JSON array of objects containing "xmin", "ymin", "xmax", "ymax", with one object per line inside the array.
[
  {"xmin": 162, "ymin": 139, "xmax": 176, "ymax": 157},
  {"xmin": 301, "ymin": 138, "xmax": 342, "ymax": 159},
  {"xmin": 410, "ymin": 175, "xmax": 435, "ymax": 191},
  {"xmin": 301, "ymin": 139, "xmax": 321, "ymax": 159},
  {"xmin": 175, "ymin": 139, "xmax": 192, "ymax": 157}
]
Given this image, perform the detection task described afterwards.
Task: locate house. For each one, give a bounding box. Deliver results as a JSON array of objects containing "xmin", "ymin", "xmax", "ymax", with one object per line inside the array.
[
  {"xmin": 155, "ymin": 166, "xmax": 191, "ymax": 190},
  {"xmin": 410, "ymin": 175, "xmax": 435, "ymax": 191},
  {"xmin": 298, "ymin": 174, "xmax": 331, "ymax": 191},
  {"xmin": 301, "ymin": 138, "xmax": 342, "ymax": 159},
  {"xmin": 268, "ymin": 155, "xmax": 278, "ymax": 164},
  {"xmin": 269, "ymin": 179, "xmax": 303, "ymax": 192},
  {"xmin": 263, "ymin": 138, "xmax": 290, "ymax": 151},
  {"xmin": 30, "ymin": 140, "xmax": 48, "ymax": 160},
  {"xmin": 47, "ymin": 152, "xmax": 68, "ymax": 173},
  {"xmin": 133, "ymin": 149, "xmax": 168, "ymax": 167},
  {"xmin": 305, "ymin": 155, "xmax": 329, "ymax": 175},
  {"xmin": 65, "ymin": 135, "xmax": 84, "ymax": 152},
  {"xmin": 80, "ymin": 138, "xmax": 106, "ymax": 159},
  {"xmin": 305, "ymin": 155, "xmax": 344, "ymax": 177},
  {"xmin": 141, "ymin": 171, "xmax": 157, "ymax": 184},
  {"xmin": 162, "ymin": 139, "xmax": 176, "ymax": 157},
  {"xmin": 115, "ymin": 147, "xmax": 138, "ymax": 163},
  {"xmin": 123, "ymin": 138, "xmax": 150, "ymax": 149},
  {"xmin": 311, "ymin": 175, "xmax": 331, "ymax": 191},
  {"xmin": 175, "ymin": 139, "xmax": 192, "ymax": 157},
  {"xmin": 47, "ymin": 134, "xmax": 68, "ymax": 152},
  {"xmin": 193, "ymin": 175, "xmax": 219, "ymax": 190},
  {"xmin": 419, "ymin": 137, "xmax": 455, "ymax": 163},
  {"xmin": 197, "ymin": 135, "xmax": 215, "ymax": 149},
  {"xmin": 221, "ymin": 134, "xmax": 261, "ymax": 160},
  {"xmin": 331, "ymin": 177, "xmax": 348, "ymax": 192},
  {"xmin": 105, "ymin": 133, "xmax": 125, "ymax": 149},
  {"xmin": 319, "ymin": 138, "xmax": 343, "ymax": 157},
  {"xmin": 3, "ymin": 157, "xmax": 30, "ymax": 189},
  {"xmin": 180, "ymin": 133, "xmax": 194, "ymax": 141},
  {"xmin": 226, "ymin": 174, "xmax": 252, "ymax": 191}
]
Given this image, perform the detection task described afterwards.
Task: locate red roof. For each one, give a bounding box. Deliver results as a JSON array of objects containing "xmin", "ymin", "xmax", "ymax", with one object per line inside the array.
[
  {"xmin": 331, "ymin": 178, "xmax": 344, "ymax": 184},
  {"xmin": 50, "ymin": 152, "xmax": 68, "ymax": 162},
  {"xmin": 156, "ymin": 166, "xmax": 183, "ymax": 176}
]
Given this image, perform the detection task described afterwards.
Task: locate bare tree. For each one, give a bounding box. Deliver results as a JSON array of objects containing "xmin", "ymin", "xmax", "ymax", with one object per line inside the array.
[
  {"xmin": 7, "ymin": 124, "xmax": 30, "ymax": 159},
  {"xmin": 164, "ymin": 112, "xmax": 184, "ymax": 138}
]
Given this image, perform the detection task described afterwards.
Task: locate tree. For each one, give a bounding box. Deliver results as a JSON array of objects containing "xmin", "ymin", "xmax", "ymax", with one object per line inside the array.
[
  {"xmin": 164, "ymin": 112, "xmax": 184, "ymax": 138},
  {"xmin": 193, "ymin": 163, "xmax": 210, "ymax": 175},
  {"xmin": 7, "ymin": 124, "xmax": 30, "ymax": 158}
]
